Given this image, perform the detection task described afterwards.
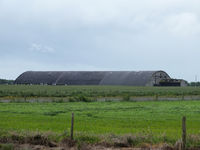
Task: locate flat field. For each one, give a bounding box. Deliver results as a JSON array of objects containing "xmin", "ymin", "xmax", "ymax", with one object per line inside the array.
[
  {"xmin": 1, "ymin": 101, "xmax": 200, "ymax": 144},
  {"xmin": 1, "ymin": 85, "xmax": 200, "ymax": 147}
]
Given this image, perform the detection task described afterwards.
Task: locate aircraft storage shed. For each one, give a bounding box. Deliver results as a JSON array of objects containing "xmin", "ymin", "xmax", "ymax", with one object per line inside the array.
[{"xmin": 14, "ymin": 70, "xmax": 181, "ymax": 86}]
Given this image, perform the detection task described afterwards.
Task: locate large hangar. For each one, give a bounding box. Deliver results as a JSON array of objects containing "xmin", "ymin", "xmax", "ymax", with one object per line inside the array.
[{"xmin": 14, "ymin": 71, "xmax": 187, "ymax": 86}]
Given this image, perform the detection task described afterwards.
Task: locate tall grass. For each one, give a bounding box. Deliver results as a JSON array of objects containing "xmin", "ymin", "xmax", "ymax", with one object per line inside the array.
[{"xmin": 0, "ymin": 85, "xmax": 200, "ymax": 98}]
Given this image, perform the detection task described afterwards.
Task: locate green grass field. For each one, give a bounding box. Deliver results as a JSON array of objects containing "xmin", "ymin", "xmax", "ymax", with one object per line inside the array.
[
  {"xmin": 1, "ymin": 101, "xmax": 200, "ymax": 145},
  {"xmin": 1, "ymin": 85, "xmax": 200, "ymax": 99},
  {"xmin": 1, "ymin": 85, "xmax": 200, "ymax": 147}
]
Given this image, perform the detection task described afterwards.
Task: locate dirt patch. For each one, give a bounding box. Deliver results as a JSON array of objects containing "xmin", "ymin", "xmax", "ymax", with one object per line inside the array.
[
  {"xmin": 0, "ymin": 132, "xmax": 196, "ymax": 150},
  {"xmin": 0, "ymin": 143, "xmax": 175, "ymax": 150}
]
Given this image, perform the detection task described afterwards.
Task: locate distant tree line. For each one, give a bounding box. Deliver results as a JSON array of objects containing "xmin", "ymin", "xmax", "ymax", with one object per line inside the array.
[
  {"xmin": 188, "ymin": 82, "xmax": 200, "ymax": 86},
  {"xmin": 0, "ymin": 79, "xmax": 14, "ymax": 84}
]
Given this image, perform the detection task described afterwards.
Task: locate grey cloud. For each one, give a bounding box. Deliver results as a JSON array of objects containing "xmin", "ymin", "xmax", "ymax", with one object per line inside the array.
[
  {"xmin": 163, "ymin": 12, "xmax": 200, "ymax": 37},
  {"xmin": 1, "ymin": 0, "xmax": 200, "ymax": 81},
  {"xmin": 29, "ymin": 43, "xmax": 55, "ymax": 53}
]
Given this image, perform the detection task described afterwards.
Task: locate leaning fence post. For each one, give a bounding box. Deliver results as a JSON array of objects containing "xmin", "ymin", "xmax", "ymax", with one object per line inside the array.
[
  {"xmin": 71, "ymin": 112, "xmax": 74, "ymax": 140},
  {"xmin": 182, "ymin": 116, "xmax": 186, "ymax": 150}
]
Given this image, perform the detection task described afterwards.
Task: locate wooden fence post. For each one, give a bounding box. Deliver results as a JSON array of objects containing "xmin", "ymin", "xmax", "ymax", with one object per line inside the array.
[
  {"xmin": 71, "ymin": 112, "xmax": 74, "ymax": 140},
  {"xmin": 182, "ymin": 116, "xmax": 186, "ymax": 150}
]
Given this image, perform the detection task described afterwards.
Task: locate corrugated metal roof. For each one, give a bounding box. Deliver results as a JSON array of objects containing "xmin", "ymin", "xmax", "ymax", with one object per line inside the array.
[{"xmin": 15, "ymin": 71, "xmax": 170, "ymax": 86}]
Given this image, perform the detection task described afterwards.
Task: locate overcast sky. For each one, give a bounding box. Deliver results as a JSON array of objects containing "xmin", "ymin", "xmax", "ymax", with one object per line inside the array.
[{"xmin": 0, "ymin": 0, "xmax": 200, "ymax": 81}]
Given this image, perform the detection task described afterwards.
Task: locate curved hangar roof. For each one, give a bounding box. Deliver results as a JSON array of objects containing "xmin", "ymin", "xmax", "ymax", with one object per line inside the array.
[{"xmin": 15, "ymin": 71, "xmax": 171, "ymax": 86}]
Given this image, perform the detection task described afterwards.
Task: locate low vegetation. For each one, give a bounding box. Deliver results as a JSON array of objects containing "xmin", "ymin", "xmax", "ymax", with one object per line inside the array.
[{"xmin": 1, "ymin": 85, "xmax": 200, "ymax": 148}]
